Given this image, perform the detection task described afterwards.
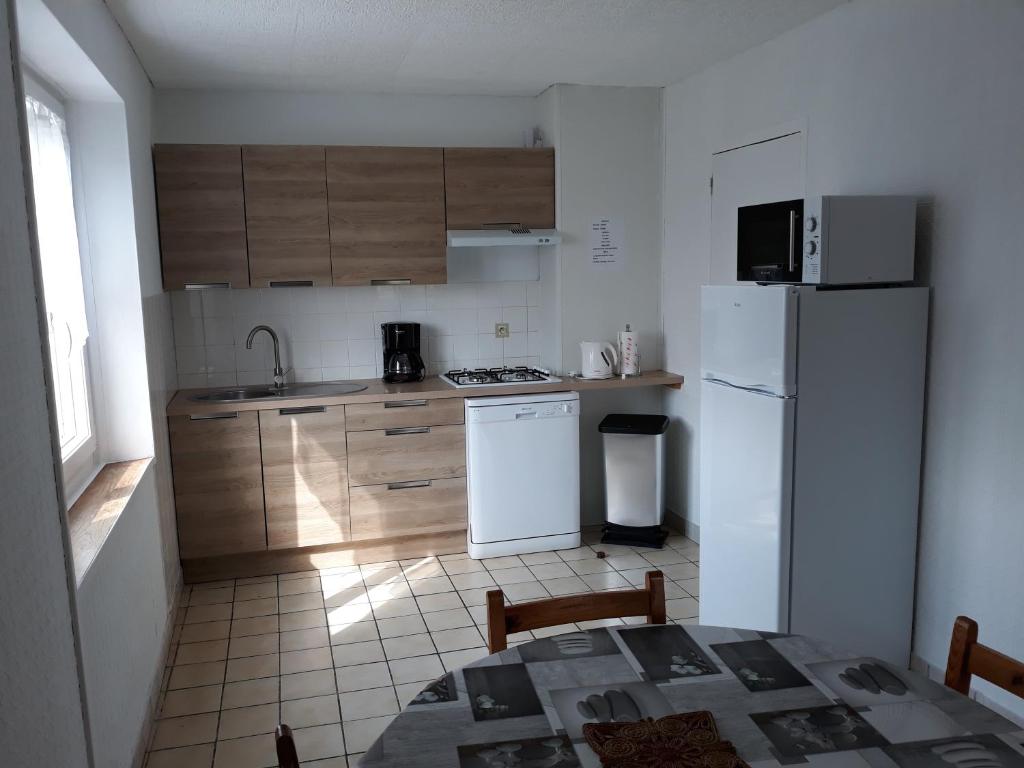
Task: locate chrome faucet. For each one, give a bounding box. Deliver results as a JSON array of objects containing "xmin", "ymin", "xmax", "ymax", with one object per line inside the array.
[{"xmin": 246, "ymin": 325, "xmax": 287, "ymax": 390}]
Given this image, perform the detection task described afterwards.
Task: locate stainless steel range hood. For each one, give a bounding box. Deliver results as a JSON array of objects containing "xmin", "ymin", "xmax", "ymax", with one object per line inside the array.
[{"xmin": 447, "ymin": 227, "xmax": 561, "ymax": 247}]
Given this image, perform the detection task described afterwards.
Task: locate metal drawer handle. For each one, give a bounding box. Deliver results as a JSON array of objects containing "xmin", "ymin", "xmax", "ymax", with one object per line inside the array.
[
  {"xmin": 189, "ymin": 412, "xmax": 238, "ymax": 420},
  {"xmin": 386, "ymin": 480, "xmax": 432, "ymax": 491},
  {"xmin": 384, "ymin": 400, "xmax": 428, "ymax": 409},
  {"xmin": 184, "ymin": 282, "xmax": 230, "ymax": 290},
  {"xmin": 279, "ymin": 406, "xmax": 326, "ymax": 415},
  {"xmin": 269, "ymin": 280, "xmax": 314, "ymax": 287},
  {"xmin": 384, "ymin": 426, "xmax": 430, "ymax": 436},
  {"xmin": 370, "ymin": 278, "xmax": 412, "ymax": 286}
]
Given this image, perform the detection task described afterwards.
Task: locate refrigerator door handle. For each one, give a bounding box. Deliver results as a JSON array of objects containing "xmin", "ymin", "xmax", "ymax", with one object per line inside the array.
[{"xmin": 702, "ymin": 376, "xmax": 796, "ymax": 399}]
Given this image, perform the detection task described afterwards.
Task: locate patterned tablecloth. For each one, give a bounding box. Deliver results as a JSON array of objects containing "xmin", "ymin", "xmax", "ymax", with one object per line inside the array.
[{"xmin": 359, "ymin": 624, "xmax": 1024, "ymax": 768}]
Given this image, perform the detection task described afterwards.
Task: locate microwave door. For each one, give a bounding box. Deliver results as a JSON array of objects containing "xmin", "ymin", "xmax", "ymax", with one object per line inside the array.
[{"xmin": 737, "ymin": 199, "xmax": 804, "ymax": 283}]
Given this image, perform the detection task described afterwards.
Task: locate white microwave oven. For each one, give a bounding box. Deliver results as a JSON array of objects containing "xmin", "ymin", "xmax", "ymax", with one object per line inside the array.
[{"xmin": 737, "ymin": 195, "xmax": 916, "ymax": 285}]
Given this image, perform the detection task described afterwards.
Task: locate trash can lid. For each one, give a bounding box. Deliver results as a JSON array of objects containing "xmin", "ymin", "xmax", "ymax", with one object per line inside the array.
[{"xmin": 599, "ymin": 413, "xmax": 669, "ymax": 435}]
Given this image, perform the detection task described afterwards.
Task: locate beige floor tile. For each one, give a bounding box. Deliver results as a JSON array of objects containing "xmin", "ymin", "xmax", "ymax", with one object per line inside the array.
[
  {"xmin": 398, "ymin": 555, "xmax": 437, "ymax": 567},
  {"xmin": 337, "ymin": 686, "xmax": 399, "ymax": 721},
  {"xmin": 604, "ymin": 554, "xmax": 650, "ymax": 571},
  {"xmin": 501, "ymin": 581, "xmax": 549, "ymax": 602},
  {"xmin": 281, "ymin": 591, "xmax": 326, "ymax": 613},
  {"xmin": 278, "ymin": 575, "xmax": 322, "ymax": 596},
  {"xmin": 188, "ymin": 587, "xmax": 234, "ymax": 606},
  {"xmin": 382, "ymin": 633, "xmax": 435, "ymax": 660},
  {"xmin": 480, "ymin": 555, "xmax": 523, "ymax": 570},
  {"xmin": 184, "ymin": 604, "xmax": 232, "ymax": 625},
  {"xmin": 323, "ymin": 587, "xmax": 370, "ymax": 608},
  {"xmin": 280, "ymin": 694, "xmax": 340, "ymax": 728},
  {"xmin": 176, "ymin": 639, "xmax": 228, "ymax": 665},
  {"xmin": 540, "ymin": 576, "xmax": 589, "ymax": 596},
  {"xmin": 281, "ymin": 668, "xmax": 337, "ymax": 700},
  {"xmin": 448, "ymin": 572, "xmax": 494, "ymax": 590},
  {"xmin": 328, "ymin": 620, "xmax": 379, "ymax": 645},
  {"xmin": 326, "ymin": 604, "xmax": 375, "ymax": 628},
  {"xmin": 365, "ymin": 580, "xmax": 412, "ymax": 601},
  {"xmin": 160, "ymin": 684, "xmax": 222, "ymax": 718},
  {"xmin": 393, "ymin": 681, "xmax": 428, "ymax": 707},
  {"xmin": 375, "ymin": 614, "xmax": 427, "ymax": 639},
  {"xmin": 663, "ymin": 581, "xmax": 689, "ymax": 599},
  {"xmin": 228, "ymin": 633, "xmax": 278, "ymax": 659},
  {"xmin": 230, "ymin": 615, "xmax": 278, "ymax": 638},
  {"xmin": 233, "ymin": 582, "xmax": 277, "ymax": 602},
  {"xmin": 292, "ymin": 723, "xmax": 346, "ymax": 761},
  {"xmin": 532, "ymin": 623, "xmax": 579, "ymax": 638},
  {"xmin": 281, "ymin": 646, "xmax": 333, "ymax": 675},
  {"xmin": 642, "ymin": 549, "xmax": 689, "ymax": 566},
  {"xmin": 279, "ymin": 608, "xmax": 327, "ymax": 632},
  {"xmin": 211, "ymin": 732, "xmax": 276, "ymax": 768},
  {"xmin": 401, "ymin": 560, "xmax": 446, "ymax": 579},
  {"xmin": 661, "ymin": 561, "xmax": 700, "ymax": 581},
  {"xmin": 387, "ymin": 654, "xmax": 443, "ymax": 685},
  {"xmin": 331, "ymin": 639, "xmax": 385, "ymax": 667},
  {"xmin": 319, "ymin": 564, "xmax": 361, "ymax": 577},
  {"xmin": 440, "ymin": 558, "xmax": 485, "ymax": 576},
  {"xmin": 192, "ymin": 579, "xmax": 235, "ymax": 590},
  {"xmin": 342, "ymin": 715, "xmax": 395, "ymax": 754},
  {"xmin": 676, "ymin": 577, "xmax": 699, "ymax": 598},
  {"xmin": 616, "ymin": 568, "xmax": 651, "ymax": 587},
  {"xmin": 217, "ymin": 702, "xmax": 279, "ymax": 740},
  {"xmin": 456, "ymin": 588, "xmax": 492, "ymax": 607},
  {"xmin": 438, "ymin": 552, "xmax": 469, "ymax": 562},
  {"xmin": 280, "ymin": 569, "xmax": 319, "ymax": 581},
  {"xmin": 414, "ymin": 592, "xmax": 464, "ymax": 613},
  {"xmin": 467, "ymin": 604, "xmax": 488, "ymax": 625},
  {"xmin": 232, "ymin": 597, "xmax": 278, "ymax": 619},
  {"xmin": 150, "ymin": 712, "xmax": 219, "ymax": 750},
  {"xmin": 407, "ymin": 576, "xmax": 455, "ymax": 596},
  {"xmin": 180, "ymin": 621, "xmax": 231, "ymax": 644},
  {"xmin": 422, "ymin": 607, "xmax": 474, "ymax": 632},
  {"xmin": 370, "ymin": 596, "xmax": 419, "ymax": 619},
  {"xmin": 235, "ymin": 574, "xmax": 277, "ymax": 586},
  {"xmin": 666, "ymin": 597, "xmax": 700, "ymax": 620},
  {"xmin": 168, "ymin": 661, "xmax": 225, "ymax": 691},
  {"xmin": 358, "ymin": 566, "xmax": 402, "ymax": 586},
  {"xmin": 491, "ymin": 567, "xmax": 537, "ymax": 585},
  {"xmin": 568, "ymin": 558, "xmax": 614, "ymax": 576},
  {"xmin": 527, "ymin": 562, "xmax": 575, "ymax": 580},
  {"xmin": 280, "ymin": 626, "xmax": 330, "ymax": 652},
  {"xmin": 225, "ymin": 653, "xmax": 279, "ymax": 683},
  {"xmin": 580, "ymin": 571, "xmax": 630, "ymax": 591},
  {"xmin": 221, "ymin": 676, "xmax": 279, "ymax": 709},
  {"xmin": 556, "ymin": 546, "xmax": 595, "ymax": 561},
  {"xmin": 145, "ymin": 743, "xmax": 214, "ymax": 768},
  {"xmin": 518, "ymin": 551, "xmax": 562, "ymax": 566},
  {"xmin": 430, "ymin": 626, "xmax": 482, "ymax": 653},
  {"xmin": 439, "ymin": 646, "xmax": 489, "ymax": 672},
  {"xmin": 335, "ymin": 661, "xmax": 392, "ymax": 692},
  {"xmin": 320, "ymin": 571, "xmax": 364, "ymax": 591}
]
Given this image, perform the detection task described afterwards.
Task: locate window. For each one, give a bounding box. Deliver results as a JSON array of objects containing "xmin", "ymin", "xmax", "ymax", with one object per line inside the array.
[{"xmin": 23, "ymin": 83, "xmax": 99, "ymax": 498}]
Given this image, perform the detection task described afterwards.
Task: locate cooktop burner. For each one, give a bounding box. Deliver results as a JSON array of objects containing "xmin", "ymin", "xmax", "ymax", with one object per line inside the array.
[{"xmin": 440, "ymin": 366, "xmax": 560, "ymax": 388}]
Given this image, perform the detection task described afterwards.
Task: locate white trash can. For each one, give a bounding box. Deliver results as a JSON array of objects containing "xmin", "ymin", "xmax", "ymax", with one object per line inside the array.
[{"xmin": 599, "ymin": 413, "xmax": 670, "ymax": 548}]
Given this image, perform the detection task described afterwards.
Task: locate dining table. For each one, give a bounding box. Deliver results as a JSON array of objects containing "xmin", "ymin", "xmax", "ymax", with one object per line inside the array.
[{"xmin": 358, "ymin": 623, "xmax": 1024, "ymax": 768}]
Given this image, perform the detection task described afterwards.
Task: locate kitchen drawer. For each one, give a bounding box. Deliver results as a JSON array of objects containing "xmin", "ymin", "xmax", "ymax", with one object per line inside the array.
[
  {"xmin": 345, "ymin": 397, "xmax": 464, "ymax": 432},
  {"xmin": 350, "ymin": 477, "xmax": 467, "ymax": 540},
  {"xmin": 347, "ymin": 424, "xmax": 466, "ymax": 486}
]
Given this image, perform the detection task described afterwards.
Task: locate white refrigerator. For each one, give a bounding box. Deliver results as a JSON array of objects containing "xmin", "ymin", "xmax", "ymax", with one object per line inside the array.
[{"xmin": 699, "ymin": 284, "xmax": 929, "ymax": 665}]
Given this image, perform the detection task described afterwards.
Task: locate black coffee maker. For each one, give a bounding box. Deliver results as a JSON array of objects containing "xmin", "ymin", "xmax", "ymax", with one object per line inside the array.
[{"xmin": 381, "ymin": 322, "xmax": 426, "ymax": 383}]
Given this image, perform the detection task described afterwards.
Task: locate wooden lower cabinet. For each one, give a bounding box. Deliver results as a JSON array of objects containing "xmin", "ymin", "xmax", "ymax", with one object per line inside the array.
[
  {"xmin": 259, "ymin": 404, "xmax": 350, "ymax": 549},
  {"xmin": 346, "ymin": 424, "xmax": 466, "ymax": 486},
  {"xmin": 350, "ymin": 477, "xmax": 467, "ymax": 540},
  {"xmin": 169, "ymin": 412, "xmax": 266, "ymax": 558},
  {"xmin": 344, "ymin": 397, "xmax": 464, "ymax": 432}
]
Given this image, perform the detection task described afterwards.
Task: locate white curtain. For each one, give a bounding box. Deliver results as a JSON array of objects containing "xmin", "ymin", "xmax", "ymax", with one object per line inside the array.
[{"xmin": 24, "ymin": 95, "xmax": 89, "ymax": 349}]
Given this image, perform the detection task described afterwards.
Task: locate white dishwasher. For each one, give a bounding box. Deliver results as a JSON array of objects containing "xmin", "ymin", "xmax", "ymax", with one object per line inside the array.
[{"xmin": 465, "ymin": 391, "xmax": 581, "ymax": 559}]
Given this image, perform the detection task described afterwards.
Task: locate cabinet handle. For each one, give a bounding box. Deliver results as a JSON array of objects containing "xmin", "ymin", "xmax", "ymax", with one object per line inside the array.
[
  {"xmin": 384, "ymin": 399, "xmax": 428, "ymax": 409},
  {"xmin": 384, "ymin": 426, "xmax": 430, "ymax": 436},
  {"xmin": 279, "ymin": 406, "xmax": 326, "ymax": 415},
  {"xmin": 189, "ymin": 412, "xmax": 238, "ymax": 420},
  {"xmin": 386, "ymin": 480, "xmax": 432, "ymax": 491},
  {"xmin": 269, "ymin": 280, "xmax": 314, "ymax": 287},
  {"xmin": 184, "ymin": 282, "xmax": 230, "ymax": 290},
  {"xmin": 370, "ymin": 279, "xmax": 412, "ymax": 286}
]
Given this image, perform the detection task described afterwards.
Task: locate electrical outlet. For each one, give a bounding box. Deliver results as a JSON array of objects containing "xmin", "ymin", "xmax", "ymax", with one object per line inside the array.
[{"xmin": 495, "ymin": 322, "xmax": 510, "ymax": 339}]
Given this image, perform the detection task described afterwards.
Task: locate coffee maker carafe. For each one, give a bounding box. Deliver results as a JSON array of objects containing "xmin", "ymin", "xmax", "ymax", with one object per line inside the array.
[{"xmin": 381, "ymin": 322, "xmax": 426, "ymax": 383}]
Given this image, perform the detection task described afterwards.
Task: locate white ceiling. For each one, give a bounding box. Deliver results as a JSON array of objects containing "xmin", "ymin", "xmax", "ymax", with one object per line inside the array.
[{"xmin": 104, "ymin": 0, "xmax": 846, "ymax": 96}]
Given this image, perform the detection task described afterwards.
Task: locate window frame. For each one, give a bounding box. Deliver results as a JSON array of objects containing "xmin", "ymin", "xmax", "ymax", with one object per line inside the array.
[{"xmin": 23, "ymin": 69, "xmax": 104, "ymax": 503}]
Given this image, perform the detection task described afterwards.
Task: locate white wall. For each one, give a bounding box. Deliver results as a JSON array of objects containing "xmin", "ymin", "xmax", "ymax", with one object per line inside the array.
[
  {"xmin": 661, "ymin": 0, "xmax": 1024, "ymax": 716},
  {"xmin": 0, "ymin": 0, "xmax": 90, "ymax": 763}
]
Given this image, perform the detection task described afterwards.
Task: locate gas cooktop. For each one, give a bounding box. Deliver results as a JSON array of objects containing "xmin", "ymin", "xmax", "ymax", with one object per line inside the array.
[{"xmin": 440, "ymin": 366, "xmax": 561, "ymax": 388}]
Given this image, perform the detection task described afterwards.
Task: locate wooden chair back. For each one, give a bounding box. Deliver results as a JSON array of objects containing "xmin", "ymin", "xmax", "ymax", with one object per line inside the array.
[
  {"xmin": 944, "ymin": 615, "xmax": 1024, "ymax": 698},
  {"xmin": 276, "ymin": 723, "xmax": 300, "ymax": 768},
  {"xmin": 486, "ymin": 569, "xmax": 666, "ymax": 652}
]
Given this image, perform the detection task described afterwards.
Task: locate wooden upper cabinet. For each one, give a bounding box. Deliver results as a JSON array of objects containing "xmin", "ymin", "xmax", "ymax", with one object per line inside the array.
[
  {"xmin": 242, "ymin": 146, "xmax": 331, "ymax": 287},
  {"xmin": 443, "ymin": 148, "xmax": 555, "ymax": 230},
  {"xmin": 326, "ymin": 146, "xmax": 446, "ymax": 286},
  {"xmin": 154, "ymin": 145, "xmax": 249, "ymax": 289}
]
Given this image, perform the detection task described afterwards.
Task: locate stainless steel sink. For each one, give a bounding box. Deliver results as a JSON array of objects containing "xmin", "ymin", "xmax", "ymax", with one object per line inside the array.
[{"xmin": 190, "ymin": 381, "xmax": 368, "ymax": 403}]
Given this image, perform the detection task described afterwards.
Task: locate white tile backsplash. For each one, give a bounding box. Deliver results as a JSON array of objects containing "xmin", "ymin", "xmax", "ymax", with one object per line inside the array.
[{"xmin": 171, "ymin": 282, "xmax": 549, "ymax": 389}]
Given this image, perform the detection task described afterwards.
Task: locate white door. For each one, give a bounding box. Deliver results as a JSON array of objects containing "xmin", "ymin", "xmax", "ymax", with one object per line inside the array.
[
  {"xmin": 710, "ymin": 132, "xmax": 805, "ymax": 285},
  {"xmin": 699, "ymin": 379, "xmax": 795, "ymax": 633}
]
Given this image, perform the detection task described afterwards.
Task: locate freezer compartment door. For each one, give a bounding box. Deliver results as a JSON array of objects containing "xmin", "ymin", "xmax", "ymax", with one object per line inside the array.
[
  {"xmin": 700, "ymin": 285, "xmax": 798, "ymax": 396},
  {"xmin": 699, "ymin": 379, "xmax": 795, "ymax": 633}
]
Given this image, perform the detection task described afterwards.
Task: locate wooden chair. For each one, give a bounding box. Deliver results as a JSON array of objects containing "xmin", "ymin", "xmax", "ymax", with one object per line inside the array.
[
  {"xmin": 276, "ymin": 724, "xmax": 300, "ymax": 768},
  {"xmin": 485, "ymin": 570, "xmax": 666, "ymax": 653},
  {"xmin": 944, "ymin": 615, "xmax": 1024, "ymax": 698}
]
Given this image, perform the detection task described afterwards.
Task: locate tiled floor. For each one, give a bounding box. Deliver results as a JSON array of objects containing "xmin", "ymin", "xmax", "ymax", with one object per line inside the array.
[{"xmin": 145, "ymin": 531, "xmax": 699, "ymax": 768}]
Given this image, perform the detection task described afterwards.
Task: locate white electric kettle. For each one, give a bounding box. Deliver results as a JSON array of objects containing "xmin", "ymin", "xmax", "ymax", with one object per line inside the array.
[{"xmin": 580, "ymin": 341, "xmax": 618, "ymax": 379}]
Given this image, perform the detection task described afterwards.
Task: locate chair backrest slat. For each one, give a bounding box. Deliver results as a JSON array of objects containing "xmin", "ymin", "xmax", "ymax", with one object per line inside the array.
[
  {"xmin": 944, "ymin": 615, "xmax": 1024, "ymax": 699},
  {"xmin": 276, "ymin": 723, "xmax": 300, "ymax": 768},
  {"xmin": 486, "ymin": 569, "xmax": 666, "ymax": 652}
]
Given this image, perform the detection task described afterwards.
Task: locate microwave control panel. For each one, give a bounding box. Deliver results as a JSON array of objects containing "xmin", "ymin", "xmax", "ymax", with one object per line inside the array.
[{"xmin": 802, "ymin": 196, "xmax": 823, "ymax": 283}]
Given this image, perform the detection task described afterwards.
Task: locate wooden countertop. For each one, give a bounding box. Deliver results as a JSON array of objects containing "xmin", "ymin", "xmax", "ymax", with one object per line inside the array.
[{"xmin": 166, "ymin": 370, "xmax": 683, "ymax": 417}]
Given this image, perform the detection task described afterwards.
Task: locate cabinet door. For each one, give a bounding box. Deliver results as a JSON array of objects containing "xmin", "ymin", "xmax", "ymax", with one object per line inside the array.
[
  {"xmin": 347, "ymin": 424, "xmax": 466, "ymax": 486},
  {"xmin": 243, "ymin": 145, "xmax": 331, "ymax": 287},
  {"xmin": 350, "ymin": 477, "xmax": 467, "ymax": 541},
  {"xmin": 154, "ymin": 145, "xmax": 249, "ymax": 289},
  {"xmin": 259, "ymin": 405, "xmax": 350, "ymax": 549},
  {"xmin": 443, "ymin": 148, "xmax": 555, "ymax": 230},
  {"xmin": 169, "ymin": 412, "xmax": 266, "ymax": 558},
  {"xmin": 326, "ymin": 146, "xmax": 446, "ymax": 285}
]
